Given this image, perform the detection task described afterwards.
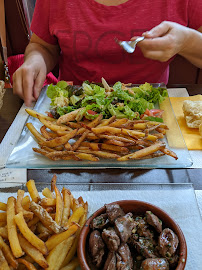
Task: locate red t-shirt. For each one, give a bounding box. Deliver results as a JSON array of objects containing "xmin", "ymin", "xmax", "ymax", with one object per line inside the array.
[{"xmin": 31, "ymin": 0, "xmax": 202, "ymax": 85}]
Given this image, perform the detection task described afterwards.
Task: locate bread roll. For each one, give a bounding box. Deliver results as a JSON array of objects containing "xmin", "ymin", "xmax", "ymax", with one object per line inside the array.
[{"xmin": 182, "ymin": 100, "xmax": 202, "ymax": 128}]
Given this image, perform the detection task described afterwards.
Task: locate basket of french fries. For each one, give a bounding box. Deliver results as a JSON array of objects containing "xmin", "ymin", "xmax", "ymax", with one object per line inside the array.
[
  {"xmin": 25, "ymin": 108, "xmax": 178, "ymax": 163},
  {"xmin": 0, "ymin": 175, "xmax": 88, "ymax": 269}
]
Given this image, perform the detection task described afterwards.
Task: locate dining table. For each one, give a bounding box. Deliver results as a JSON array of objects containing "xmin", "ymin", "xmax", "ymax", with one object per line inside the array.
[
  {"xmin": 0, "ymin": 84, "xmax": 202, "ymax": 189},
  {"xmin": 1, "ymin": 83, "xmax": 202, "ymax": 270}
]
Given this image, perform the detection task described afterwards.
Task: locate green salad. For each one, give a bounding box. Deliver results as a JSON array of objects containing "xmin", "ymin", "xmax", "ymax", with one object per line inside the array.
[{"xmin": 46, "ymin": 80, "xmax": 168, "ymax": 121}]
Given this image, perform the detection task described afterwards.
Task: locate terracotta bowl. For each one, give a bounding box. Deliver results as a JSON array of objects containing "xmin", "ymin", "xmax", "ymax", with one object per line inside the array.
[{"xmin": 78, "ymin": 200, "xmax": 187, "ymax": 270}]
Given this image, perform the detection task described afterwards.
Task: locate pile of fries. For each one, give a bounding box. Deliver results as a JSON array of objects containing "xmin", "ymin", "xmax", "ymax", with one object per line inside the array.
[
  {"xmin": 0, "ymin": 175, "xmax": 88, "ymax": 269},
  {"xmin": 25, "ymin": 108, "xmax": 178, "ymax": 162}
]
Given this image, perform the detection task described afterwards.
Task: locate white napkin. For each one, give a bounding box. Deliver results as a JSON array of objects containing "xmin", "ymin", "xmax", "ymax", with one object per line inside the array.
[{"xmin": 0, "ymin": 103, "xmax": 28, "ymax": 185}]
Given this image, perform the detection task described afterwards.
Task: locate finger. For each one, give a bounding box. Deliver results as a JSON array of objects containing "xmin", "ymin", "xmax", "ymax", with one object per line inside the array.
[
  {"xmin": 130, "ymin": 36, "xmax": 140, "ymax": 41},
  {"xmin": 22, "ymin": 70, "xmax": 35, "ymax": 106},
  {"xmin": 143, "ymin": 21, "xmax": 171, "ymax": 38},
  {"xmin": 12, "ymin": 71, "xmax": 24, "ymax": 100},
  {"xmin": 138, "ymin": 35, "xmax": 174, "ymax": 51},
  {"xmin": 33, "ymin": 70, "xmax": 46, "ymax": 100},
  {"xmin": 141, "ymin": 50, "xmax": 170, "ymax": 62}
]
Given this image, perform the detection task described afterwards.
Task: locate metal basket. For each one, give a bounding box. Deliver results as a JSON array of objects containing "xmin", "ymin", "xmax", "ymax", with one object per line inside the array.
[{"xmin": 0, "ymin": 80, "xmax": 5, "ymax": 110}]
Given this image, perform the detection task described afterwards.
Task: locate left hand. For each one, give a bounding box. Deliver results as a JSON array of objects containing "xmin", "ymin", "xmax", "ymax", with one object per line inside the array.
[{"xmin": 132, "ymin": 21, "xmax": 190, "ymax": 62}]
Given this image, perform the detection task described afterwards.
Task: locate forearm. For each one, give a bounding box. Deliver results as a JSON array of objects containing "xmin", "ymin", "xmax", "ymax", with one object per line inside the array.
[
  {"xmin": 179, "ymin": 27, "xmax": 202, "ymax": 68},
  {"xmin": 24, "ymin": 42, "xmax": 59, "ymax": 74}
]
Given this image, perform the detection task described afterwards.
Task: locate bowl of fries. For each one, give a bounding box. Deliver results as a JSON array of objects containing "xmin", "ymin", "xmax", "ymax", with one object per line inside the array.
[
  {"xmin": 78, "ymin": 200, "xmax": 187, "ymax": 270},
  {"xmin": 0, "ymin": 175, "xmax": 88, "ymax": 269}
]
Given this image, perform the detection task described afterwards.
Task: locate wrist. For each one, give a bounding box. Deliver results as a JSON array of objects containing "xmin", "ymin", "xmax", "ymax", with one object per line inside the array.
[{"xmin": 179, "ymin": 28, "xmax": 198, "ymax": 57}]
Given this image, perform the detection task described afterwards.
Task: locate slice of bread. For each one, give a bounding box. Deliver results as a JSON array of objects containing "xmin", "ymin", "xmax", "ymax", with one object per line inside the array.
[{"xmin": 182, "ymin": 100, "xmax": 202, "ymax": 128}]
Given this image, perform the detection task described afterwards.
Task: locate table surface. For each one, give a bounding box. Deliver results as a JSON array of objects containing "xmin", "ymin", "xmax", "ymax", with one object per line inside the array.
[{"xmin": 1, "ymin": 85, "xmax": 202, "ymax": 189}]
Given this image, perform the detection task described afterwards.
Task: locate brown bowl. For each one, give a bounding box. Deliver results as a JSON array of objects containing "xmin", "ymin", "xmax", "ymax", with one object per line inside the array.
[{"xmin": 78, "ymin": 200, "xmax": 187, "ymax": 270}]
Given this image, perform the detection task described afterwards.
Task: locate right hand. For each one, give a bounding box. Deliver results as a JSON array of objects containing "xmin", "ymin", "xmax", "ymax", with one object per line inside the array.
[{"xmin": 13, "ymin": 59, "xmax": 46, "ymax": 106}]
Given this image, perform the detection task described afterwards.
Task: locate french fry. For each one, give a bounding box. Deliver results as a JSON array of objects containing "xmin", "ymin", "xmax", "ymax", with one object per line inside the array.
[
  {"xmin": 21, "ymin": 195, "xmax": 31, "ymax": 211},
  {"xmin": 18, "ymin": 234, "xmax": 49, "ymax": 268},
  {"xmin": 30, "ymin": 201, "xmax": 62, "ymax": 234},
  {"xmin": 0, "ymin": 222, "xmax": 6, "ymax": 227},
  {"xmin": 61, "ymin": 203, "xmax": 88, "ymax": 267},
  {"xmin": 37, "ymin": 115, "xmax": 72, "ymax": 132},
  {"xmin": 27, "ymin": 216, "xmax": 40, "ymax": 228},
  {"xmin": 37, "ymin": 222, "xmax": 52, "ymax": 241},
  {"xmin": 117, "ymin": 141, "xmax": 165, "ymax": 161},
  {"xmin": 7, "ymin": 197, "xmax": 24, "ymax": 258},
  {"xmin": 80, "ymin": 141, "xmax": 100, "ymax": 151},
  {"xmin": 25, "ymin": 108, "xmax": 55, "ymax": 122},
  {"xmin": 77, "ymin": 149, "xmax": 121, "ymax": 159},
  {"xmin": 42, "ymin": 187, "xmax": 55, "ymax": 199},
  {"xmin": 66, "ymin": 206, "xmax": 85, "ymax": 227},
  {"xmin": 46, "ymin": 224, "xmax": 79, "ymax": 251},
  {"xmin": 160, "ymin": 147, "xmax": 178, "ymax": 160},
  {"xmin": 33, "ymin": 148, "xmax": 60, "ymax": 160},
  {"xmin": 0, "ymin": 236, "xmax": 18, "ymax": 268},
  {"xmin": 51, "ymin": 174, "xmax": 57, "ymax": 192},
  {"xmin": 99, "ymin": 134, "xmax": 136, "ymax": 144},
  {"xmin": 64, "ymin": 142, "xmax": 72, "ymax": 151},
  {"xmin": 71, "ymin": 130, "xmax": 89, "ymax": 151},
  {"xmin": 0, "ymin": 213, "xmax": 6, "ymax": 222},
  {"xmin": 17, "ymin": 258, "xmax": 37, "ymax": 270},
  {"xmin": 26, "ymin": 123, "xmax": 46, "ymax": 142},
  {"xmin": 0, "ymin": 249, "xmax": 10, "ymax": 270},
  {"xmin": 54, "ymin": 185, "xmax": 64, "ymax": 225},
  {"xmin": 26, "ymin": 180, "xmax": 40, "ymax": 203},
  {"xmin": 101, "ymin": 143, "xmax": 129, "ymax": 154},
  {"xmin": 74, "ymin": 152, "xmax": 99, "ymax": 161},
  {"xmin": 97, "ymin": 115, "xmax": 116, "ymax": 127},
  {"xmin": 0, "ymin": 202, "xmax": 6, "ymax": 211},
  {"xmin": 39, "ymin": 129, "xmax": 78, "ymax": 148},
  {"xmin": 60, "ymin": 257, "xmax": 79, "ymax": 270},
  {"xmin": 14, "ymin": 212, "xmax": 48, "ymax": 255},
  {"xmin": 61, "ymin": 189, "xmax": 71, "ymax": 227},
  {"xmin": 109, "ymin": 118, "xmax": 128, "ymax": 127},
  {"xmin": 57, "ymin": 108, "xmax": 85, "ymax": 124},
  {"xmin": 16, "ymin": 190, "xmax": 33, "ymax": 220},
  {"xmin": 40, "ymin": 125, "xmax": 58, "ymax": 139},
  {"xmin": 40, "ymin": 198, "xmax": 56, "ymax": 207},
  {"xmin": 46, "ymin": 235, "xmax": 75, "ymax": 270},
  {"xmin": 0, "ymin": 227, "xmax": 8, "ymax": 239}
]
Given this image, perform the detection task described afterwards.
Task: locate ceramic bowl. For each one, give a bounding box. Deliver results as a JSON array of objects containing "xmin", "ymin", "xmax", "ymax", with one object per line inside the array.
[{"xmin": 78, "ymin": 200, "xmax": 187, "ymax": 270}]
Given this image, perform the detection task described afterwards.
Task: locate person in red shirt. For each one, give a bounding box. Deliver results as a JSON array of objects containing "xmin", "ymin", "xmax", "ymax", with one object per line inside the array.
[{"xmin": 13, "ymin": 0, "xmax": 202, "ymax": 106}]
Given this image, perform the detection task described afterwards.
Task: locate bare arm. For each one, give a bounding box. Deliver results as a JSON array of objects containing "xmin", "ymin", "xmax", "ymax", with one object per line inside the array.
[
  {"xmin": 135, "ymin": 21, "xmax": 202, "ymax": 68},
  {"xmin": 179, "ymin": 26, "xmax": 202, "ymax": 67},
  {"xmin": 13, "ymin": 33, "xmax": 60, "ymax": 106}
]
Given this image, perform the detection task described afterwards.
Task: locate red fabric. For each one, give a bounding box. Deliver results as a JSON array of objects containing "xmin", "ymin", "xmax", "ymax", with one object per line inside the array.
[
  {"xmin": 7, "ymin": 54, "xmax": 58, "ymax": 86},
  {"xmin": 31, "ymin": 0, "xmax": 202, "ymax": 85}
]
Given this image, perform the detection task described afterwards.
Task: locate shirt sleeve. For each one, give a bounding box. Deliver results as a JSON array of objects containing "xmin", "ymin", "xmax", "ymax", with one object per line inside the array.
[
  {"xmin": 188, "ymin": 0, "xmax": 202, "ymax": 30},
  {"xmin": 30, "ymin": 0, "xmax": 57, "ymax": 45}
]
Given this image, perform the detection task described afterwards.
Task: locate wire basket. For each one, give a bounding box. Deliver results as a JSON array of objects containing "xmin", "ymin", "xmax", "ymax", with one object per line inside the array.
[{"xmin": 0, "ymin": 80, "xmax": 5, "ymax": 110}]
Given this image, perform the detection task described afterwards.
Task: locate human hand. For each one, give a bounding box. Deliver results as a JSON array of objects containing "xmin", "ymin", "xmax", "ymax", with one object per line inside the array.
[
  {"xmin": 13, "ymin": 58, "xmax": 46, "ymax": 106},
  {"xmin": 132, "ymin": 21, "xmax": 191, "ymax": 62}
]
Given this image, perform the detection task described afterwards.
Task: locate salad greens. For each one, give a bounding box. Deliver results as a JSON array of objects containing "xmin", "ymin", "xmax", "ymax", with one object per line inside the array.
[{"xmin": 46, "ymin": 80, "xmax": 168, "ymax": 120}]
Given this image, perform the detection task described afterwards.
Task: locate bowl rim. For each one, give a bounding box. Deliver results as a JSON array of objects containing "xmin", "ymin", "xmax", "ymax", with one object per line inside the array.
[{"xmin": 77, "ymin": 199, "xmax": 187, "ymax": 270}]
